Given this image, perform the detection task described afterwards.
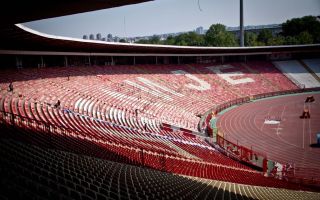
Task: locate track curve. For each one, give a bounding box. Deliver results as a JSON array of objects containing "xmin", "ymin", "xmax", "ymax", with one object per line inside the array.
[{"xmin": 216, "ymin": 93, "xmax": 320, "ymax": 179}]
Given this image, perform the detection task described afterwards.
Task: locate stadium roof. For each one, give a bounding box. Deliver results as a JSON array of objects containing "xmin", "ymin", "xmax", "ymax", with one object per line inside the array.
[
  {"xmin": 0, "ymin": 24, "xmax": 319, "ymax": 56},
  {"xmin": 0, "ymin": 0, "xmax": 152, "ymax": 26},
  {"xmin": 0, "ymin": 0, "xmax": 319, "ymax": 56}
]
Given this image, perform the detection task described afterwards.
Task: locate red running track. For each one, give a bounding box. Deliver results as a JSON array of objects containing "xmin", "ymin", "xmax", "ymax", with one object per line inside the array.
[{"xmin": 217, "ymin": 93, "xmax": 320, "ymax": 179}]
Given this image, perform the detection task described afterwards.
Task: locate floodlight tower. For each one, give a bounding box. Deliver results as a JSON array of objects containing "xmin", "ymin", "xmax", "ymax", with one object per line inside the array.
[{"xmin": 240, "ymin": 0, "xmax": 244, "ymax": 47}]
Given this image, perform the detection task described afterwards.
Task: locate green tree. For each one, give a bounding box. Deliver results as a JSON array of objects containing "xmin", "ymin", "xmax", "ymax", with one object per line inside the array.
[
  {"xmin": 257, "ymin": 29, "xmax": 273, "ymax": 45},
  {"xmin": 136, "ymin": 39, "xmax": 151, "ymax": 44},
  {"xmin": 163, "ymin": 35, "xmax": 175, "ymax": 45},
  {"xmin": 284, "ymin": 36, "xmax": 299, "ymax": 45},
  {"xmin": 282, "ymin": 15, "xmax": 320, "ymax": 43},
  {"xmin": 174, "ymin": 32, "xmax": 205, "ymax": 46},
  {"xmin": 205, "ymin": 24, "xmax": 237, "ymax": 47},
  {"xmin": 135, "ymin": 35, "xmax": 161, "ymax": 45},
  {"xmin": 119, "ymin": 38, "xmax": 126, "ymax": 43},
  {"xmin": 244, "ymin": 32, "xmax": 265, "ymax": 46},
  {"xmin": 267, "ymin": 36, "xmax": 285, "ymax": 46},
  {"xmin": 149, "ymin": 35, "xmax": 161, "ymax": 44},
  {"xmin": 296, "ymin": 31, "xmax": 314, "ymax": 44}
]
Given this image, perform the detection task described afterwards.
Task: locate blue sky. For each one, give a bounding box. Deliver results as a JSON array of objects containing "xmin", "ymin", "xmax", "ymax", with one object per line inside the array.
[{"xmin": 23, "ymin": 0, "xmax": 320, "ymax": 38}]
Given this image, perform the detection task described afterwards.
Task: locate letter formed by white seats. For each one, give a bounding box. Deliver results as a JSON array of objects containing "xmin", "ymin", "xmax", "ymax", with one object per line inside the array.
[
  {"xmin": 207, "ymin": 65, "xmax": 254, "ymax": 85},
  {"xmin": 137, "ymin": 77, "xmax": 184, "ymax": 97},
  {"xmin": 171, "ymin": 70, "xmax": 211, "ymax": 91},
  {"xmin": 125, "ymin": 77, "xmax": 184, "ymax": 101}
]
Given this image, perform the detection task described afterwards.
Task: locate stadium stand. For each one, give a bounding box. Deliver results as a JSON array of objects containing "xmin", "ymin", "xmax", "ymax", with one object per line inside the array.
[
  {"xmin": 0, "ymin": 62, "xmax": 299, "ymax": 131},
  {"xmin": 1, "ymin": 61, "xmax": 320, "ymax": 193},
  {"xmin": 242, "ymin": 61, "xmax": 298, "ymax": 91},
  {"xmin": 0, "ymin": 1, "xmax": 320, "ymax": 198},
  {"xmin": 302, "ymin": 59, "xmax": 320, "ymax": 79},
  {"xmin": 273, "ymin": 60, "xmax": 320, "ymax": 88},
  {"xmin": 1, "ymin": 113, "xmax": 309, "ymax": 191},
  {"xmin": 1, "ymin": 138, "xmax": 319, "ymax": 200}
]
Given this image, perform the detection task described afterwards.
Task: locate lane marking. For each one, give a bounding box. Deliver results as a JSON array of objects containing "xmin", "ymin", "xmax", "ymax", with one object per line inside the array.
[
  {"xmin": 276, "ymin": 104, "xmax": 286, "ymax": 136},
  {"xmin": 302, "ymin": 103, "xmax": 305, "ymax": 149},
  {"xmin": 308, "ymin": 103, "xmax": 312, "ymax": 149},
  {"xmin": 260, "ymin": 106, "xmax": 273, "ymax": 131}
]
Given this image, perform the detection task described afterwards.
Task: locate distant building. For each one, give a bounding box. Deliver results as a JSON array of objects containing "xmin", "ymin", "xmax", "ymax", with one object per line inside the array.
[
  {"xmin": 107, "ymin": 34, "xmax": 113, "ymax": 42},
  {"xmin": 96, "ymin": 33, "xmax": 102, "ymax": 40},
  {"xmin": 89, "ymin": 34, "xmax": 94, "ymax": 40},
  {"xmin": 196, "ymin": 26, "xmax": 204, "ymax": 35},
  {"xmin": 228, "ymin": 24, "xmax": 282, "ymax": 39},
  {"xmin": 114, "ymin": 36, "xmax": 120, "ymax": 42},
  {"xmin": 159, "ymin": 36, "xmax": 166, "ymax": 41},
  {"xmin": 82, "ymin": 35, "xmax": 88, "ymax": 40}
]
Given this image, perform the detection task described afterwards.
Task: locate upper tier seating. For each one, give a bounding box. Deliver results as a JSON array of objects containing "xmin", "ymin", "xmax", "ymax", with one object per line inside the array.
[
  {"xmin": 303, "ymin": 59, "xmax": 320, "ymax": 78},
  {"xmin": 243, "ymin": 61, "xmax": 298, "ymax": 91},
  {"xmin": 273, "ymin": 60, "xmax": 320, "ymax": 88}
]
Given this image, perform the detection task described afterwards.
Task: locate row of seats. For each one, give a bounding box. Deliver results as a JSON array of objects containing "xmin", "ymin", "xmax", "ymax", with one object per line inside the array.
[
  {"xmin": 1, "ymin": 138, "xmax": 319, "ymax": 200},
  {"xmin": 0, "ymin": 63, "xmax": 305, "ymax": 192},
  {"xmin": 1, "ymin": 87, "xmax": 255, "ymax": 170},
  {"xmin": 0, "ymin": 62, "xmax": 298, "ymax": 132},
  {"xmin": 0, "ymin": 118, "xmax": 308, "ymax": 191}
]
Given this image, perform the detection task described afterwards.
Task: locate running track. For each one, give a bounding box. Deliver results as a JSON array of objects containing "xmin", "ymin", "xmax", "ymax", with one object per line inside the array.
[{"xmin": 216, "ymin": 93, "xmax": 320, "ymax": 179}]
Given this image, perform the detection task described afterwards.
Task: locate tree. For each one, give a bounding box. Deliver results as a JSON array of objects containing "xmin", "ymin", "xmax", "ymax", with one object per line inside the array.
[
  {"xmin": 174, "ymin": 32, "xmax": 205, "ymax": 46},
  {"xmin": 267, "ymin": 36, "xmax": 285, "ymax": 46},
  {"xmin": 282, "ymin": 15, "xmax": 320, "ymax": 43},
  {"xmin": 296, "ymin": 31, "xmax": 313, "ymax": 44},
  {"xmin": 136, "ymin": 39, "xmax": 150, "ymax": 44},
  {"xmin": 205, "ymin": 24, "xmax": 237, "ymax": 47},
  {"xmin": 163, "ymin": 35, "xmax": 175, "ymax": 45},
  {"xmin": 284, "ymin": 36, "xmax": 299, "ymax": 45},
  {"xmin": 244, "ymin": 32, "xmax": 265, "ymax": 46},
  {"xmin": 119, "ymin": 39, "xmax": 126, "ymax": 43},
  {"xmin": 135, "ymin": 35, "xmax": 161, "ymax": 45},
  {"xmin": 135, "ymin": 15, "xmax": 320, "ymax": 47},
  {"xmin": 149, "ymin": 35, "xmax": 161, "ymax": 44},
  {"xmin": 257, "ymin": 29, "xmax": 273, "ymax": 45}
]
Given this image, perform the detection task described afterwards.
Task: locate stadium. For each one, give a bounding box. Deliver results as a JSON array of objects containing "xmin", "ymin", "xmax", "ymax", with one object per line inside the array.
[{"xmin": 0, "ymin": 0, "xmax": 320, "ymax": 199}]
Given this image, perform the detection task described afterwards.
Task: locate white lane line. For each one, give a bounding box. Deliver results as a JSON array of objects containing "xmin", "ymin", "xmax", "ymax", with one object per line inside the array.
[
  {"xmin": 308, "ymin": 103, "xmax": 312, "ymax": 148},
  {"xmin": 276, "ymin": 104, "xmax": 286, "ymax": 136},
  {"xmin": 302, "ymin": 103, "xmax": 305, "ymax": 149},
  {"xmin": 260, "ymin": 106, "xmax": 273, "ymax": 131},
  {"xmin": 275, "ymin": 103, "xmax": 301, "ymax": 148}
]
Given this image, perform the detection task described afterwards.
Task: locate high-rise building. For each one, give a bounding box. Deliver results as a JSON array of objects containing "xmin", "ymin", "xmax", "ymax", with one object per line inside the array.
[
  {"xmin": 196, "ymin": 26, "xmax": 204, "ymax": 35},
  {"xmin": 89, "ymin": 34, "xmax": 94, "ymax": 40},
  {"xmin": 96, "ymin": 33, "xmax": 102, "ymax": 40},
  {"xmin": 82, "ymin": 35, "xmax": 88, "ymax": 40},
  {"xmin": 107, "ymin": 34, "xmax": 113, "ymax": 42},
  {"xmin": 114, "ymin": 36, "xmax": 120, "ymax": 42}
]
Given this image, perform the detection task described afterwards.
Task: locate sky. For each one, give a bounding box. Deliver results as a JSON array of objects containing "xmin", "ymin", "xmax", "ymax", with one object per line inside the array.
[{"xmin": 23, "ymin": 0, "xmax": 320, "ymax": 39}]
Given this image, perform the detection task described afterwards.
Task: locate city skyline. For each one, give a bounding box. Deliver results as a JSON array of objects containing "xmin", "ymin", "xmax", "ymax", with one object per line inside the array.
[
  {"xmin": 81, "ymin": 23, "xmax": 282, "ymax": 43},
  {"xmin": 23, "ymin": 0, "xmax": 320, "ymax": 39}
]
